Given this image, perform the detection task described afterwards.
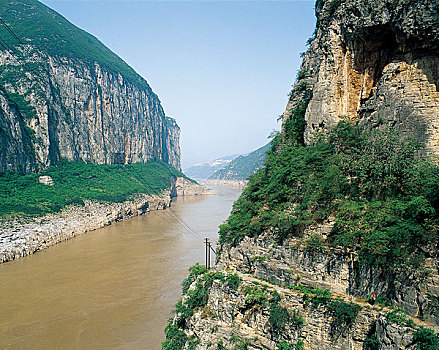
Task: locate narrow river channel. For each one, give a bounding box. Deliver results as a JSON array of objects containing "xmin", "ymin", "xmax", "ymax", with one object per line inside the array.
[{"xmin": 0, "ymin": 185, "xmax": 242, "ymax": 350}]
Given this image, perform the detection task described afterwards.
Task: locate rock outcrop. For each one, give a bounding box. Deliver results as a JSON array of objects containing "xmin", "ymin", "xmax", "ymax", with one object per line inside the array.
[
  {"xmin": 181, "ymin": 274, "xmax": 386, "ymax": 350},
  {"xmin": 168, "ymin": 236, "xmax": 438, "ymax": 349},
  {"xmin": 283, "ymin": 0, "xmax": 439, "ymax": 153},
  {"xmin": 0, "ymin": 0, "xmax": 180, "ymax": 173},
  {"xmin": 172, "ymin": 177, "xmax": 213, "ymax": 197}
]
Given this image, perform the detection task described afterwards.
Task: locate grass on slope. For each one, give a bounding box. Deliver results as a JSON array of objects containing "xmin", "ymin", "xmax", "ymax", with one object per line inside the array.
[
  {"xmin": 0, "ymin": 0, "xmax": 153, "ymax": 92},
  {"xmin": 0, "ymin": 160, "xmax": 184, "ymax": 219}
]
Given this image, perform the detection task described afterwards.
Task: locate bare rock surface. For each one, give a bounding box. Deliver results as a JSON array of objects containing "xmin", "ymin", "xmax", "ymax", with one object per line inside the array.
[
  {"xmin": 217, "ymin": 229, "xmax": 439, "ymax": 326},
  {"xmin": 283, "ymin": 0, "xmax": 439, "ymax": 154},
  {"xmin": 173, "ymin": 177, "xmax": 214, "ymax": 196}
]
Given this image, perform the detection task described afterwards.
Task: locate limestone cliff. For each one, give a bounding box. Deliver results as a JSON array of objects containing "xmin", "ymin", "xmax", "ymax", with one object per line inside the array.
[
  {"xmin": 163, "ymin": 1, "xmax": 439, "ymax": 349},
  {"xmin": 0, "ymin": 0, "xmax": 181, "ymax": 173},
  {"xmin": 284, "ymin": 0, "xmax": 438, "ymax": 153}
]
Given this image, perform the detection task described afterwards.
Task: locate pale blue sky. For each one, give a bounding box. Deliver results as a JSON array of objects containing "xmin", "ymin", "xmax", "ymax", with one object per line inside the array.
[{"xmin": 40, "ymin": 0, "xmax": 316, "ymax": 168}]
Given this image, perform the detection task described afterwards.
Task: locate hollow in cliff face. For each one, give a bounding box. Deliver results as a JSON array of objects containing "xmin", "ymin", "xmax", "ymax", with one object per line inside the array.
[
  {"xmin": 289, "ymin": 0, "xmax": 439, "ymax": 153},
  {"xmin": 336, "ymin": 26, "xmax": 397, "ymax": 118}
]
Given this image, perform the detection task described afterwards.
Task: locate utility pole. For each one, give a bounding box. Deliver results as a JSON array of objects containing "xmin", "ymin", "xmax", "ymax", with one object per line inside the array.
[
  {"xmin": 205, "ymin": 238, "xmax": 217, "ymax": 269},
  {"xmin": 204, "ymin": 238, "xmax": 209, "ymax": 268},
  {"xmin": 209, "ymin": 241, "xmax": 216, "ymax": 268},
  {"xmin": 207, "ymin": 240, "xmax": 211, "ymax": 269}
]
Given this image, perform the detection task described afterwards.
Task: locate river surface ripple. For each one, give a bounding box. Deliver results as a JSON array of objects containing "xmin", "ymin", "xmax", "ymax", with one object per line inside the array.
[{"xmin": 0, "ymin": 185, "xmax": 242, "ymax": 350}]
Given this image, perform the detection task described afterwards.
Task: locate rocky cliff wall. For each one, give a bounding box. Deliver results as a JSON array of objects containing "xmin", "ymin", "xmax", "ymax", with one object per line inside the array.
[
  {"xmin": 0, "ymin": 49, "xmax": 181, "ymax": 173},
  {"xmin": 183, "ymin": 274, "xmax": 379, "ymax": 350},
  {"xmin": 169, "ymin": 264, "xmax": 434, "ymax": 350},
  {"xmin": 217, "ymin": 229, "xmax": 439, "ymax": 327},
  {"xmin": 283, "ymin": 0, "xmax": 439, "ymax": 153}
]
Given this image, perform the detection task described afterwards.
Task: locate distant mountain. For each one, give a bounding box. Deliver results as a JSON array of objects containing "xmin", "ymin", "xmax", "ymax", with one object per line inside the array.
[
  {"xmin": 183, "ymin": 155, "xmax": 239, "ymax": 181},
  {"xmin": 209, "ymin": 143, "xmax": 271, "ymax": 181}
]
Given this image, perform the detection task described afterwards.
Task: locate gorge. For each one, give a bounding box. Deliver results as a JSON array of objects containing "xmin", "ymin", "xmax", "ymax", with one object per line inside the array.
[
  {"xmin": 1, "ymin": 0, "xmax": 439, "ymax": 349},
  {"xmin": 0, "ymin": 186, "xmax": 242, "ymax": 349},
  {"xmin": 0, "ymin": 0, "xmax": 191, "ymax": 261}
]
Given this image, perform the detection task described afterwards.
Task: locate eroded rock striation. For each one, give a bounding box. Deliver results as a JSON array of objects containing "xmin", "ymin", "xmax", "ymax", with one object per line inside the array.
[
  {"xmin": 284, "ymin": 0, "xmax": 439, "ymax": 153},
  {"xmin": 0, "ymin": 0, "xmax": 180, "ymax": 173}
]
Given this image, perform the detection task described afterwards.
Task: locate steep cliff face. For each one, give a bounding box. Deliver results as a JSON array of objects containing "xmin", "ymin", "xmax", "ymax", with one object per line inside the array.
[
  {"xmin": 219, "ymin": 232, "xmax": 439, "ymax": 326},
  {"xmin": 0, "ymin": 0, "xmax": 180, "ymax": 173},
  {"xmin": 284, "ymin": 0, "xmax": 439, "ymax": 152}
]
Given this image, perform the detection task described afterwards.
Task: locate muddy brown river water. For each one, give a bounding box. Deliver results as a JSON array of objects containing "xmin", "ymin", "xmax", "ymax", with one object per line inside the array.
[{"xmin": 0, "ymin": 186, "xmax": 242, "ymax": 350}]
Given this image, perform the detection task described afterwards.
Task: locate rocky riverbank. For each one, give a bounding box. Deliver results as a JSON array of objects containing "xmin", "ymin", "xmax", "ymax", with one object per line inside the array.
[
  {"xmin": 173, "ymin": 177, "xmax": 215, "ymax": 196},
  {"xmin": 0, "ymin": 177, "xmax": 208, "ymax": 264},
  {"xmin": 206, "ymin": 179, "xmax": 248, "ymax": 187}
]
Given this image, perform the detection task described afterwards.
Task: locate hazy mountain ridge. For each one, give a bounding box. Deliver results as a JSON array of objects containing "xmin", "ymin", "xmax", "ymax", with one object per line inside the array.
[
  {"xmin": 183, "ymin": 155, "xmax": 238, "ymax": 181},
  {"xmin": 208, "ymin": 143, "xmax": 270, "ymax": 181}
]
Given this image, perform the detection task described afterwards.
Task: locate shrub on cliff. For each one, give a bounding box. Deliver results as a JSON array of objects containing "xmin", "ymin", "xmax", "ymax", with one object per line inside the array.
[
  {"xmin": 219, "ymin": 118, "xmax": 439, "ymax": 270},
  {"xmin": 413, "ymin": 326, "xmax": 439, "ymax": 350},
  {"xmin": 182, "ymin": 263, "xmax": 208, "ymax": 294},
  {"xmin": 162, "ymin": 323, "xmax": 187, "ymax": 350},
  {"xmin": 163, "ymin": 266, "xmax": 229, "ymax": 349},
  {"xmin": 225, "ymin": 273, "xmax": 241, "ymax": 291},
  {"xmin": 327, "ymin": 298, "xmax": 361, "ymax": 330},
  {"xmin": 277, "ymin": 340, "xmax": 305, "ymax": 350}
]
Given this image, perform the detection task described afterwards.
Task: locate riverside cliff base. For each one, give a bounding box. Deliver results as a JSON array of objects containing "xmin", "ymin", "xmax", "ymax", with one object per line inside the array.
[{"xmin": 0, "ymin": 177, "xmax": 208, "ymax": 263}]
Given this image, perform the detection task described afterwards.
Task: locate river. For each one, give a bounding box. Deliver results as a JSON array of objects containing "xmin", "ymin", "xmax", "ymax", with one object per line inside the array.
[{"xmin": 0, "ymin": 185, "xmax": 242, "ymax": 350}]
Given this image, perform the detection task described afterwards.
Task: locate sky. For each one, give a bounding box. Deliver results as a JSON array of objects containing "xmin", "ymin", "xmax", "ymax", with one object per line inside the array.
[{"xmin": 40, "ymin": 0, "xmax": 316, "ymax": 169}]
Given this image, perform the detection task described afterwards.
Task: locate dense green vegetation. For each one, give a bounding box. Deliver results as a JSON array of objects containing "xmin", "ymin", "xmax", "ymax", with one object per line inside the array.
[
  {"xmin": 0, "ymin": 0, "xmax": 153, "ymax": 92},
  {"xmin": 0, "ymin": 160, "xmax": 185, "ymax": 219},
  {"xmin": 209, "ymin": 143, "xmax": 271, "ymax": 181},
  {"xmin": 225, "ymin": 273, "xmax": 242, "ymax": 291},
  {"xmin": 327, "ymin": 298, "xmax": 362, "ymax": 330},
  {"xmin": 219, "ymin": 111, "xmax": 439, "ymax": 270},
  {"xmin": 277, "ymin": 340, "xmax": 304, "ymax": 350},
  {"xmin": 244, "ymin": 283, "xmax": 269, "ymax": 307},
  {"xmin": 293, "ymin": 285, "xmax": 332, "ymax": 307},
  {"xmin": 413, "ymin": 326, "xmax": 439, "ymax": 350}
]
